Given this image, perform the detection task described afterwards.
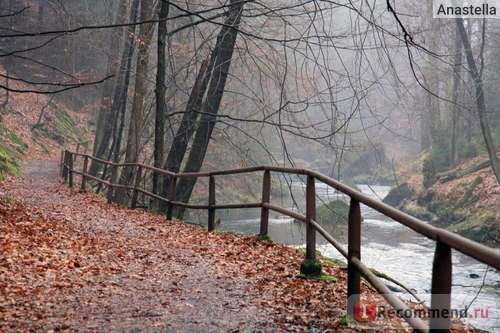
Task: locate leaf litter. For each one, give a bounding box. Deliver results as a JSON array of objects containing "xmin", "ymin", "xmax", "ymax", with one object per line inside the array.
[{"xmin": 0, "ymin": 161, "xmax": 483, "ymax": 332}]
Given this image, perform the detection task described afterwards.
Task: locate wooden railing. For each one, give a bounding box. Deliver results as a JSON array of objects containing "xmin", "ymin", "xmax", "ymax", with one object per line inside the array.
[{"xmin": 61, "ymin": 150, "xmax": 500, "ymax": 332}]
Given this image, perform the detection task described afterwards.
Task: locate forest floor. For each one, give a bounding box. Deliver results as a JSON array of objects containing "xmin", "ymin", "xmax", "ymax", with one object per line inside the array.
[{"xmin": 0, "ymin": 160, "xmax": 484, "ymax": 332}]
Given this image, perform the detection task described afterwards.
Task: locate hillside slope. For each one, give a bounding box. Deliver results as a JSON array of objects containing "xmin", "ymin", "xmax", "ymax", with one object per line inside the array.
[
  {"xmin": 386, "ymin": 155, "xmax": 499, "ymax": 245},
  {"xmin": 0, "ymin": 70, "xmax": 92, "ymax": 178}
]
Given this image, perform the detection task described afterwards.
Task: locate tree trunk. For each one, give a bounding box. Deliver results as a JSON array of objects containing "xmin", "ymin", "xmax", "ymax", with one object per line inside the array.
[
  {"xmin": 422, "ymin": 2, "xmax": 441, "ymax": 151},
  {"xmin": 173, "ymin": 0, "xmax": 244, "ymax": 219},
  {"xmin": 95, "ymin": 0, "xmax": 139, "ymax": 198},
  {"xmin": 115, "ymin": 0, "xmax": 155, "ymax": 205},
  {"xmin": 153, "ymin": 0, "xmax": 169, "ymax": 196},
  {"xmin": 159, "ymin": 57, "xmax": 209, "ymax": 210},
  {"xmin": 108, "ymin": 0, "xmax": 140, "ymax": 165},
  {"xmin": 450, "ymin": 27, "xmax": 462, "ymax": 167},
  {"xmin": 90, "ymin": 0, "xmax": 127, "ymax": 176},
  {"xmin": 456, "ymin": 18, "xmax": 500, "ymax": 184}
]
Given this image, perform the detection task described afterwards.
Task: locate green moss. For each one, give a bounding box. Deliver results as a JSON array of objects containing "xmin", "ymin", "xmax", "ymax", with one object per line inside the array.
[
  {"xmin": 297, "ymin": 272, "xmax": 338, "ymax": 282},
  {"xmin": 32, "ymin": 105, "xmax": 82, "ymax": 146},
  {"xmin": 403, "ymin": 201, "xmax": 435, "ymax": 221},
  {"xmin": 300, "ymin": 258, "xmax": 322, "ymax": 278},
  {"xmin": 54, "ymin": 107, "xmax": 77, "ymax": 143},
  {"xmin": 319, "ymin": 273, "xmax": 338, "ymax": 282},
  {"xmin": 327, "ymin": 258, "xmax": 348, "ymax": 269},
  {"xmin": 427, "ymin": 201, "xmax": 466, "ymax": 224},
  {"xmin": 340, "ymin": 314, "xmax": 355, "ymax": 325},
  {"xmin": 0, "ymin": 124, "xmax": 28, "ymax": 155},
  {"xmin": 0, "ymin": 141, "xmax": 21, "ymax": 181},
  {"xmin": 447, "ymin": 209, "xmax": 499, "ymax": 243},
  {"xmin": 0, "ymin": 123, "xmax": 28, "ymax": 180},
  {"xmin": 296, "ymin": 248, "xmax": 344, "ymax": 268},
  {"xmin": 456, "ymin": 176, "xmax": 482, "ymax": 207},
  {"xmin": 256, "ymin": 234, "xmax": 273, "ymax": 243}
]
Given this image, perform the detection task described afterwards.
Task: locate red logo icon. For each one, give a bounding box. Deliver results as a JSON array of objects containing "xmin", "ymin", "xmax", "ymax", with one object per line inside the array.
[{"xmin": 354, "ymin": 300, "xmax": 377, "ymax": 322}]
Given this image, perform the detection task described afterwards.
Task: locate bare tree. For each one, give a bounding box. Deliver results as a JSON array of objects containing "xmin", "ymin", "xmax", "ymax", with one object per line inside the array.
[
  {"xmin": 115, "ymin": 0, "xmax": 156, "ymax": 204},
  {"xmin": 456, "ymin": 18, "xmax": 500, "ymax": 184},
  {"xmin": 152, "ymin": 0, "xmax": 169, "ymax": 196},
  {"xmin": 170, "ymin": 0, "xmax": 244, "ymax": 218}
]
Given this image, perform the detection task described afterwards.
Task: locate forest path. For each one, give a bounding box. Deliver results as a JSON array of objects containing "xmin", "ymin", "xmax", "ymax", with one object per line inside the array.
[
  {"xmin": 0, "ymin": 160, "xmax": 482, "ymax": 332},
  {"xmin": 1, "ymin": 160, "xmax": 275, "ymax": 332}
]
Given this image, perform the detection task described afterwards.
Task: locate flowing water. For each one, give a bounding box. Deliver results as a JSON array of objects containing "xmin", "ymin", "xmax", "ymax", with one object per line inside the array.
[{"xmin": 187, "ymin": 182, "xmax": 499, "ymax": 331}]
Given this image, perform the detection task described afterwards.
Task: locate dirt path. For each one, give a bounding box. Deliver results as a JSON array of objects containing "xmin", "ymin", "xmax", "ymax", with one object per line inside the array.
[{"xmin": 1, "ymin": 161, "xmax": 277, "ymax": 332}]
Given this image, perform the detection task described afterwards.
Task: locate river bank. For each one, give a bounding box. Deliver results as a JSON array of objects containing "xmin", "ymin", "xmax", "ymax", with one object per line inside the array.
[
  {"xmin": 214, "ymin": 182, "xmax": 499, "ymax": 332},
  {"xmin": 384, "ymin": 155, "xmax": 499, "ymax": 245}
]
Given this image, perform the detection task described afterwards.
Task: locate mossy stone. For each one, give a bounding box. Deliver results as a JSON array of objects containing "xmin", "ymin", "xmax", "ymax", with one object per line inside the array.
[
  {"xmin": 316, "ymin": 199, "xmax": 349, "ymax": 225},
  {"xmin": 383, "ymin": 182, "xmax": 415, "ymax": 207}
]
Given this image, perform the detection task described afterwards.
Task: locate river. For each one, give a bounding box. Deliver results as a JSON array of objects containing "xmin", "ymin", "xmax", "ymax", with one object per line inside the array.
[{"xmin": 187, "ymin": 181, "xmax": 499, "ymax": 331}]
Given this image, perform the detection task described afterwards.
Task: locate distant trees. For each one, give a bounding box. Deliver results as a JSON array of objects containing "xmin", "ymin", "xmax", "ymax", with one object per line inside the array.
[
  {"xmin": 0, "ymin": 0, "xmax": 111, "ymax": 97},
  {"xmin": 115, "ymin": 0, "xmax": 155, "ymax": 204},
  {"xmin": 90, "ymin": 0, "xmax": 129, "ymax": 176},
  {"xmin": 455, "ymin": 18, "xmax": 500, "ymax": 183},
  {"xmin": 1, "ymin": 1, "xmax": 498, "ymax": 213},
  {"xmin": 398, "ymin": 6, "xmax": 500, "ymax": 186}
]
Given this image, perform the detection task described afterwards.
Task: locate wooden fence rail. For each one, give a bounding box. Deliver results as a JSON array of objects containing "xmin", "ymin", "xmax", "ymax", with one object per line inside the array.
[{"xmin": 61, "ymin": 150, "xmax": 500, "ymax": 333}]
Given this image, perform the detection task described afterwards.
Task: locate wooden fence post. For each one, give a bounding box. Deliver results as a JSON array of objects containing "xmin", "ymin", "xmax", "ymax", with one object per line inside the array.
[
  {"xmin": 107, "ymin": 164, "xmax": 116, "ymax": 204},
  {"xmin": 305, "ymin": 175, "xmax": 316, "ymax": 260},
  {"xmin": 79, "ymin": 155, "xmax": 88, "ymax": 192},
  {"xmin": 347, "ymin": 198, "xmax": 361, "ymax": 316},
  {"xmin": 62, "ymin": 150, "xmax": 69, "ymax": 181},
  {"xmin": 68, "ymin": 152, "xmax": 74, "ymax": 188},
  {"xmin": 60, "ymin": 151, "xmax": 64, "ymax": 176},
  {"xmin": 131, "ymin": 165, "xmax": 142, "ymax": 209},
  {"xmin": 259, "ymin": 170, "xmax": 271, "ymax": 236},
  {"xmin": 430, "ymin": 240, "xmax": 452, "ymax": 331},
  {"xmin": 167, "ymin": 176, "xmax": 176, "ymax": 220},
  {"xmin": 208, "ymin": 175, "xmax": 216, "ymax": 231}
]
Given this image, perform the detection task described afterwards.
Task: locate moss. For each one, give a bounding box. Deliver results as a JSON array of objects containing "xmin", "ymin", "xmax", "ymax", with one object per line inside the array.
[
  {"xmin": 299, "ymin": 258, "xmax": 322, "ymax": 278},
  {"xmin": 327, "ymin": 258, "xmax": 348, "ymax": 269},
  {"xmin": 383, "ymin": 182, "xmax": 416, "ymax": 207},
  {"xmin": 256, "ymin": 234, "xmax": 273, "ymax": 243},
  {"xmin": 32, "ymin": 105, "xmax": 81, "ymax": 146},
  {"xmin": 427, "ymin": 201, "xmax": 466, "ymax": 224},
  {"xmin": 0, "ymin": 123, "xmax": 28, "ymax": 180},
  {"xmin": 340, "ymin": 314, "xmax": 358, "ymax": 325},
  {"xmin": 0, "ymin": 141, "xmax": 21, "ymax": 181},
  {"xmin": 403, "ymin": 201, "xmax": 435, "ymax": 221},
  {"xmin": 54, "ymin": 107, "xmax": 77, "ymax": 142},
  {"xmin": 456, "ymin": 176, "xmax": 482, "ymax": 207},
  {"xmin": 297, "ymin": 272, "xmax": 338, "ymax": 282},
  {"xmin": 447, "ymin": 209, "xmax": 499, "ymax": 243},
  {"xmin": 0, "ymin": 124, "xmax": 28, "ymax": 154}
]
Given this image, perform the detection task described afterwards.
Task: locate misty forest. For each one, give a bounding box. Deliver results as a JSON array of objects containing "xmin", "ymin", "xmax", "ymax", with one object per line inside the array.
[{"xmin": 0, "ymin": 0, "xmax": 499, "ymax": 332}]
